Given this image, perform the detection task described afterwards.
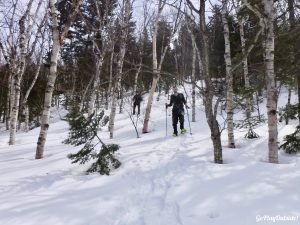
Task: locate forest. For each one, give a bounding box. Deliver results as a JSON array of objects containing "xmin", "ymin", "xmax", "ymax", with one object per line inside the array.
[
  {"xmin": 1, "ymin": 0, "xmax": 300, "ymax": 170},
  {"xmin": 1, "ymin": 0, "xmax": 300, "ymax": 224}
]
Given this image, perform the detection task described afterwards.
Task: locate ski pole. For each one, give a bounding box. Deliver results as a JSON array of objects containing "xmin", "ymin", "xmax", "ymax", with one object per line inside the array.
[
  {"xmin": 165, "ymin": 104, "xmax": 168, "ymax": 136},
  {"xmin": 185, "ymin": 105, "xmax": 192, "ymax": 135}
]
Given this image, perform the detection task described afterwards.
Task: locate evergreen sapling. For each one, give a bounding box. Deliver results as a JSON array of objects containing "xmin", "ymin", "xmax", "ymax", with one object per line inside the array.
[
  {"xmin": 64, "ymin": 105, "xmax": 121, "ymax": 175},
  {"xmin": 280, "ymin": 126, "xmax": 300, "ymax": 154}
]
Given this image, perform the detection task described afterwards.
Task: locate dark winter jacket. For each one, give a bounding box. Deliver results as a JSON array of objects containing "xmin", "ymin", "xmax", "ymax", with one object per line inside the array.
[
  {"xmin": 133, "ymin": 94, "xmax": 143, "ymax": 104},
  {"xmin": 167, "ymin": 93, "xmax": 186, "ymax": 113}
]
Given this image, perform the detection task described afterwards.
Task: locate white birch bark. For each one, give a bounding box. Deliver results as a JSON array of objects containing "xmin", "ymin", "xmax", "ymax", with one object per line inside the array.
[
  {"xmin": 263, "ymin": 0, "xmax": 278, "ymax": 163},
  {"xmin": 133, "ymin": 58, "xmax": 142, "ymax": 94},
  {"xmin": 142, "ymin": 1, "xmax": 163, "ymax": 133},
  {"xmin": 108, "ymin": 45, "xmax": 115, "ymax": 96},
  {"xmin": 88, "ymin": 56, "xmax": 104, "ymax": 116},
  {"xmin": 80, "ymin": 75, "xmax": 93, "ymax": 111},
  {"xmin": 108, "ymin": 0, "xmax": 130, "ymax": 138},
  {"xmin": 9, "ymin": 0, "xmax": 44, "ymax": 144},
  {"xmin": 87, "ymin": 0, "xmax": 111, "ymax": 116},
  {"xmin": 22, "ymin": 52, "xmax": 43, "ymax": 132},
  {"xmin": 235, "ymin": 0, "xmax": 251, "ymax": 118},
  {"xmin": 221, "ymin": 0, "xmax": 235, "ymax": 148},
  {"xmin": 9, "ymin": 0, "xmax": 33, "ymax": 145},
  {"xmin": 142, "ymin": 0, "xmax": 180, "ymax": 133},
  {"xmin": 35, "ymin": 0, "xmax": 82, "ymax": 159}
]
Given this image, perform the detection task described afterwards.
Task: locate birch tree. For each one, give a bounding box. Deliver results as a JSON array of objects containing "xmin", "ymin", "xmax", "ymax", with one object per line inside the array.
[
  {"xmin": 142, "ymin": 0, "xmax": 181, "ymax": 133},
  {"xmin": 87, "ymin": 0, "xmax": 115, "ymax": 116},
  {"xmin": 108, "ymin": 0, "xmax": 131, "ymax": 139},
  {"xmin": 185, "ymin": 18, "xmax": 197, "ymax": 122},
  {"xmin": 234, "ymin": 0, "xmax": 251, "ymax": 120},
  {"xmin": 263, "ymin": 0, "xmax": 278, "ymax": 163},
  {"xmin": 242, "ymin": 0, "xmax": 278, "ymax": 163},
  {"xmin": 21, "ymin": 13, "xmax": 47, "ymax": 132},
  {"xmin": 221, "ymin": 0, "xmax": 235, "ymax": 148},
  {"xmin": 3, "ymin": 0, "xmax": 44, "ymax": 145},
  {"xmin": 142, "ymin": 0, "xmax": 166, "ymax": 133},
  {"xmin": 35, "ymin": 0, "xmax": 82, "ymax": 159}
]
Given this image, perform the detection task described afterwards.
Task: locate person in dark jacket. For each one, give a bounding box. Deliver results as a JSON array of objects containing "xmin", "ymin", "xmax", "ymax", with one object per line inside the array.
[
  {"xmin": 133, "ymin": 91, "xmax": 143, "ymax": 115},
  {"xmin": 166, "ymin": 87, "xmax": 188, "ymax": 136}
]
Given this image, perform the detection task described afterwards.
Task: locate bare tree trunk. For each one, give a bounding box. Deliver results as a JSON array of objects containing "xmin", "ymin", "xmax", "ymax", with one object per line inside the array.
[
  {"xmin": 5, "ymin": 90, "xmax": 10, "ymax": 130},
  {"xmin": 187, "ymin": 0, "xmax": 223, "ymax": 163},
  {"xmin": 133, "ymin": 58, "xmax": 142, "ymax": 94},
  {"xmin": 235, "ymin": 0, "xmax": 251, "ymax": 118},
  {"xmin": 6, "ymin": 73, "xmax": 13, "ymax": 131},
  {"xmin": 239, "ymin": 17, "xmax": 251, "ymax": 117},
  {"xmin": 23, "ymin": 105, "xmax": 29, "ymax": 132},
  {"xmin": 108, "ymin": 51, "xmax": 114, "ymax": 95},
  {"xmin": 9, "ymin": 1, "xmax": 34, "ymax": 145},
  {"xmin": 143, "ymin": 0, "xmax": 177, "ymax": 133},
  {"xmin": 22, "ymin": 54, "xmax": 43, "ymax": 132},
  {"xmin": 109, "ymin": 0, "xmax": 130, "ymax": 139},
  {"xmin": 106, "ymin": 47, "xmax": 114, "ymax": 110},
  {"xmin": 286, "ymin": 88, "xmax": 291, "ymax": 125},
  {"xmin": 264, "ymin": 0, "xmax": 278, "ymax": 163},
  {"xmin": 35, "ymin": 0, "xmax": 82, "ymax": 159},
  {"xmin": 88, "ymin": 56, "xmax": 103, "ymax": 116},
  {"xmin": 143, "ymin": 75, "xmax": 159, "ymax": 133},
  {"xmin": 8, "ymin": 0, "xmax": 44, "ymax": 143},
  {"xmin": 186, "ymin": 21, "xmax": 196, "ymax": 122},
  {"xmin": 119, "ymin": 86, "xmax": 124, "ymax": 113},
  {"xmin": 222, "ymin": 0, "xmax": 235, "ymax": 148}
]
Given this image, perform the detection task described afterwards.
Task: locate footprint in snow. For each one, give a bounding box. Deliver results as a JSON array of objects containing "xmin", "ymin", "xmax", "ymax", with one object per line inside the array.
[{"xmin": 207, "ymin": 211, "xmax": 220, "ymax": 219}]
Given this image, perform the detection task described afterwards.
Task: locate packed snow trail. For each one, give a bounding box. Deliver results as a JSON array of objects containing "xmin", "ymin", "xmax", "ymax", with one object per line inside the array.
[{"xmin": 0, "ymin": 90, "xmax": 300, "ymax": 225}]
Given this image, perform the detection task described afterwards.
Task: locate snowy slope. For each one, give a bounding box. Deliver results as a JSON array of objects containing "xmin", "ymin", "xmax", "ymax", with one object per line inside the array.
[{"xmin": 0, "ymin": 88, "xmax": 300, "ymax": 225}]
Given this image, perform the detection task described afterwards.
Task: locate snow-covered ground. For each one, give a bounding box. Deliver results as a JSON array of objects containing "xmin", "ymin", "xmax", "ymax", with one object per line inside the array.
[{"xmin": 1, "ymin": 87, "xmax": 300, "ymax": 225}]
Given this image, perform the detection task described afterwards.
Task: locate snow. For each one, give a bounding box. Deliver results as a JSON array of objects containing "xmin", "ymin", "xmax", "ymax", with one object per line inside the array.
[{"xmin": 1, "ymin": 87, "xmax": 300, "ymax": 225}]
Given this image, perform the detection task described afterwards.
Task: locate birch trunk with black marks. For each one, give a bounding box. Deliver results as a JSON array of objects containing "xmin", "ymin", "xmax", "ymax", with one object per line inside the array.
[
  {"xmin": 263, "ymin": 0, "xmax": 278, "ymax": 163},
  {"xmin": 88, "ymin": 56, "xmax": 104, "ymax": 116},
  {"xmin": 109, "ymin": 0, "xmax": 130, "ymax": 139},
  {"xmin": 35, "ymin": 0, "xmax": 82, "ymax": 159},
  {"xmin": 186, "ymin": 21, "xmax": 196, "ymax": 122},
  {"xmin": 9, "ymin": 0, "xmax": 33, "ymax": 145},
  {"xmin": 142, "ymin": 0, "xmax": 164, "ymax": 133},
  {"xmin": 221, "ymin": 0, "xmax": 235, "ymax": 148},
  {"xmin": 9, "ymin": 0, "xmax": 44, "ymax": 144}
]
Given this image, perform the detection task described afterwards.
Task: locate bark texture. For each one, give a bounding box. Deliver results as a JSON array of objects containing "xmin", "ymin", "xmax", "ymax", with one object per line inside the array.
[{"xmin": 221, "ymin": 0, "xmax": 235, "ymax": 148}]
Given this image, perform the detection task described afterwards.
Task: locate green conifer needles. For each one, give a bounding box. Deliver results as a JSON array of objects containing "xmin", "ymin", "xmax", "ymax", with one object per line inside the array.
[
  {"xmin": 280, "ymin": 126, "xmax": 300, "ymax": 154},
  {"xmin": 64, "ymin": 105, "xmax": 121, "ymax": 175}
]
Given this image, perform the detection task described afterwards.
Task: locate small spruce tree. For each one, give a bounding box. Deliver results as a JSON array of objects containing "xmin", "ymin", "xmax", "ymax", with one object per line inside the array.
[
  {"xmin": 235, "ymin": 115, "xmax": 265, "ymax": 139},
  {"xmin": 280, "ymin": 126, "xmax": 300, "ymax": 154},
  {"xmin": 278, "ymin": 103, "xmax": 298, "ymax": 124},
  {"xmin": 64, "ymin": 105, "xmax": 121, "ymax": 175}
]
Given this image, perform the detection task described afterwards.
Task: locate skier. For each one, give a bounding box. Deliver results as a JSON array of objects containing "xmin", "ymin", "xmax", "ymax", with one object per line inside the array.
[
  {"xmin": 133, "ymin": 91, "xmax": 143, "ymax": 115},
  {"xmin": 166, "ymin": 87, "xmax": 188, "ymax": 136}
]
